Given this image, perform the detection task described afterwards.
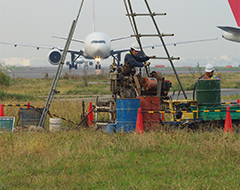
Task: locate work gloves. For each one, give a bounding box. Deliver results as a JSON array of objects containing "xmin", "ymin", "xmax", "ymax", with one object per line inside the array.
[
  {"xmin": 149, "ymin": 55, "xmax": 156, "ymax": 59},
  {"xmin": 144, "ymin": 62, "xmax": 150, "ymax": 67}
]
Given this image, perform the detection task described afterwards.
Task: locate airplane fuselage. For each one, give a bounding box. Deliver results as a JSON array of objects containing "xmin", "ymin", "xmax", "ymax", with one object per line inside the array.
[{"xmin": 83, "ymin": 32, "xmax": 111, "ymax": 61}]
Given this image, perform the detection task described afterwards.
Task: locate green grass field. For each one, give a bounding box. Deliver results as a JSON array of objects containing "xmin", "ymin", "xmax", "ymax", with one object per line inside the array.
[{"xmin": 0, "ymin": 130, "xmax": 240, "ymax": 189}]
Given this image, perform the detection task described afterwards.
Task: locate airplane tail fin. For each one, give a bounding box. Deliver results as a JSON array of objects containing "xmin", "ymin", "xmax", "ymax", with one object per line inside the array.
[
  {"xmin": 92, "ymin": 0, "xmax": 95, "ymax": 32},
  {"xmin": 228, "ymin": 0, "xmax": 240, "ymax": 27}
]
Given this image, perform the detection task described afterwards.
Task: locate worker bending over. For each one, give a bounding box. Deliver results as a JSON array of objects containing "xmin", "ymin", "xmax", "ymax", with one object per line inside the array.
[
  {"xmin": 201, "ymin": 64, "xmax": 219, "ymax": 79},
  {"xmin": 124, "ymin": 43, "xmax": 155, "ymax": 68}
]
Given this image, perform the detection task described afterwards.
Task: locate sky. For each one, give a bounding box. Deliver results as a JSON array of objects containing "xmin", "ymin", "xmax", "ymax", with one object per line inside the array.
[{"xmin": 0, "ymin": 0, "xmax": 239, "ymax": 67}]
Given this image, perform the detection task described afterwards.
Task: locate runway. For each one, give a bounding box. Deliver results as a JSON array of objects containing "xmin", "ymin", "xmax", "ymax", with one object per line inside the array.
[{"xmin": 8, "ymin": 67, "xmax": 97, "ymax": 79}]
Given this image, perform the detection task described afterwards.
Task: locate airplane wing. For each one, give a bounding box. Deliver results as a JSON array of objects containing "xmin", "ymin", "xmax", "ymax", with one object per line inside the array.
[
  {"xmin": 217, "ymin": 26, "xmax": 240, "ymax": 34},
  {"xmin": 52, "ymin": 35, "xmax": 85, "ymax": 43},
  {"xmin": 0, "ymin": 41, "xmax": 83, "ymax": 55},
  {"xmin": 110, "ymin": 35, "xmax": 132, "ymax": 42},
  {"xmin": 111, "ymin": 37, "xmax": 218, "ymax": 55},
  {"xmin": 0, "ymin": 41, "xmax": 59, "ymax": 50}
]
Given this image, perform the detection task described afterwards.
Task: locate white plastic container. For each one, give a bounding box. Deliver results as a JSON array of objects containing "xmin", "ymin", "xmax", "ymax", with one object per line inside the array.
[{"xmin": 49, "ymin": 118, "xmax": 61, "ymax": 132}]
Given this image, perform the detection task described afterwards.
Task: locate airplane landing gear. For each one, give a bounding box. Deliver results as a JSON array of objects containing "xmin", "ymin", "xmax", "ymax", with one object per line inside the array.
[{"xmin": 95, "ymin": 64, "xmax": 101, "ymax": 75}]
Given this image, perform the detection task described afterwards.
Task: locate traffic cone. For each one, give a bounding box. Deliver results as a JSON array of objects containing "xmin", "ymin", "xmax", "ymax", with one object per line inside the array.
[
  {"xmin": 135, "ymin": 107, "xmax": 144, "ymax": 134},
  {"xmin": 237, "ymin": 99, "xmax": 240, "ymax": 104},
  {"xmin": 88, "ymin": 102, "xmax": 94, "ymax": 126},
  {"xmin": 224, "ymin": 106, "xmax": 233, "ymax": 133},
  {"xmin": 27, "ymin": 102, "xmax": 30, "ymax": 109},
  {"xmin": 0, "ymin": 104, "xmax": 4, "ymax": 117}
]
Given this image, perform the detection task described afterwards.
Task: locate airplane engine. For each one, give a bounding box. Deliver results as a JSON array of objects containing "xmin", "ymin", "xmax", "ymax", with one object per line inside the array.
[
  {"xmin": 47, "ymin": 49, "xmax": 62, "ymax": 65},
  {"xmin": 89, "ymin": 62, "xmax": 93, "ymax": 66}
]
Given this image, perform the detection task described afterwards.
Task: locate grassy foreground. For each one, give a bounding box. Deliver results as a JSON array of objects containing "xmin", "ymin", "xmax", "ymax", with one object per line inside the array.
[
  {"xmin": 0, "ymin": 129, "xmax": 240, "ymax": 189},
  {"xmin": 0, "ymin": 71, "xmax": 240, "ymax": 189}
]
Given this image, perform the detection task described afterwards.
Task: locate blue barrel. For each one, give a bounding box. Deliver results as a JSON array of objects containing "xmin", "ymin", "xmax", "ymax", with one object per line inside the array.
[
  {"xmin": 102, "ymin": 123, "xmax": 116, "ymax": 133},
  {"xmin": 116, "ymin": 99, "xmax": 140, "ymax": 133}
]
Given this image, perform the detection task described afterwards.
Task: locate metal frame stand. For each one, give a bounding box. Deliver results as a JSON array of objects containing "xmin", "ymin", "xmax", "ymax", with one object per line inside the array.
[{"xmin": 123, "ymin": 0, "xmax": 187, "ymax": 99}]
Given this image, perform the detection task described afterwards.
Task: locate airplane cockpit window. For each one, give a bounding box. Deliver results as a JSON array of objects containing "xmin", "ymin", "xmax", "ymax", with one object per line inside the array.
[{"xmin": 91, "ymin": 40, "xmax": 106, "ymax": 44}]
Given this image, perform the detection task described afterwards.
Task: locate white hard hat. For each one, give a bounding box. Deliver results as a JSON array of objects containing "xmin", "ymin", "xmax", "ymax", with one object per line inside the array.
[
  {"xmin": 130, "ymin": 43, "xmax": 141, "ymax": 51},
  {"xmin": 205, "ymin": 63, "xmax": 214, "ymax": 72}
]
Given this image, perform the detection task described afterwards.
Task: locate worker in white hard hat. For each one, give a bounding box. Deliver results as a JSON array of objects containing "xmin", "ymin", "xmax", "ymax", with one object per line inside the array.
[
  {"xmin": 124, "ymin": 42, "xmax": 155, "ymax": 68},
  {"xmin": 201, "ymin": 64, "xmax": 219, "ymax": 79}
]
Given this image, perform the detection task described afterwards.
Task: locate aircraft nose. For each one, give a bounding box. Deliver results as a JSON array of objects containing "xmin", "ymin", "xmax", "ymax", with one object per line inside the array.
[{"xmin": 94, "ymin": 47, "xmax": 106, "ymax": 56}]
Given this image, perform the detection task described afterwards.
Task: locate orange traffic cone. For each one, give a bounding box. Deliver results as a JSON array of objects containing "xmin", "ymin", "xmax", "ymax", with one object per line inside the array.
[
  {"xmin": 88, "ymin": 102, "xmax": 94, "ymax": 126},
  {"xmin": 27, "ymin": 102, "xmax": 30, "ymax": 109},
  {"xmin": 0, "ymin": 104, "xmax": 4, "ymax": 117},
  {"xmin": 224, "ymin": 106, "xmax": 233, "ymax": 133},
  {"xmin": 135, "ymin": 107, "xmax": 144, "ymax": 134}
]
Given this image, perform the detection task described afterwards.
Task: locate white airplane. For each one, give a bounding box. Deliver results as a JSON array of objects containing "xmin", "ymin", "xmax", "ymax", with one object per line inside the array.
[
  {"xmin": 217, "ymin": 0, "xmax": 240, "ymax": 43},
  {"xmin": 51, "ymin": 31, "xmax": 132, "ymax": 69},
  {"xmin": 0, "ymin": 31, "xmax": 132, "ymax": 69}
]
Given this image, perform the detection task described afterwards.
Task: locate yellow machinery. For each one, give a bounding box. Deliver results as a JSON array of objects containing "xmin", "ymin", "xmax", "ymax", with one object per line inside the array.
[{"xmin": 163, "ymin": 100, "xmax": 198, "ymax": 122}]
